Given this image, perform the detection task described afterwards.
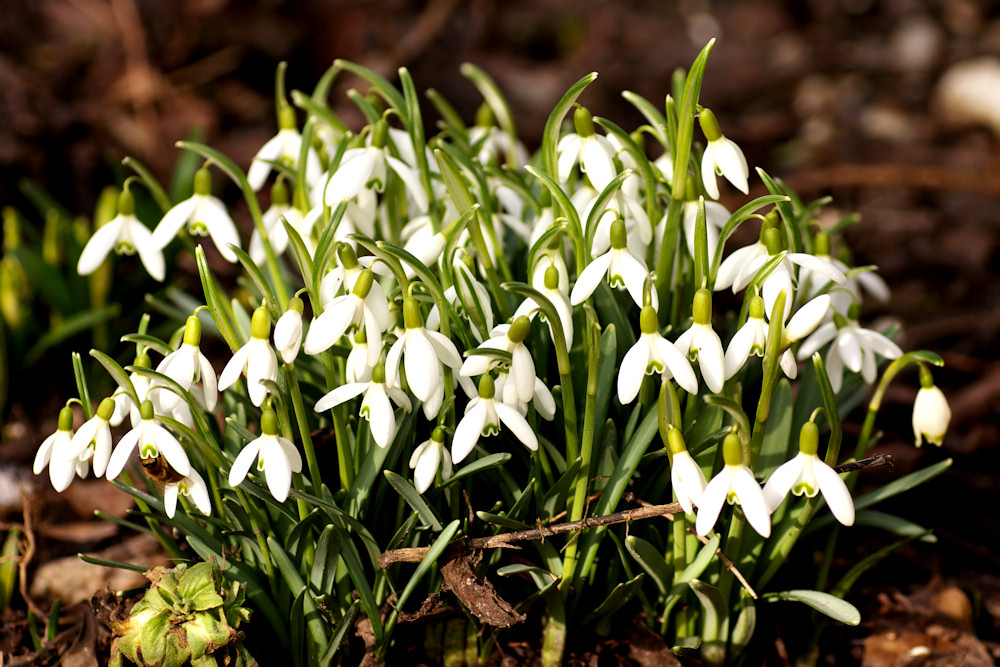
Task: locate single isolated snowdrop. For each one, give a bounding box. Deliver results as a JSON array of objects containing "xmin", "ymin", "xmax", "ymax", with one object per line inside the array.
[
  {"xmin": 674, "ymin": 289, "xmax": 726, "ymax": 394},
  {"xmin": 151, "ymin": 167, "xmax": 240, "ymax": 263},
  {"xmin": 461, "ymin": 316, "xmax": 537, "ymax": 406},
  {"xmin": 33, "ymin": 406, "xmax": 80, "ymax": 492},
  {"xmin": 512, "ymin": 262, "xmax": 574, "ymax": 349},
  {"xmin": 386, "ymin": 297, "xmax": 467, "ymax": 420},
  {"xmin": 912, "ymin": 366, "xmax": 950, "ymax": 447},
  {"xmin": 303, "ymin": 268, "xmax": 390, "ymax": 366},
  {"xmin": 452, "ymin": 374, "xmax": 538, "ymax": 464},
  {"xmin": 763, "ymin": 421, "xmax": 855, "ymax": 526},
  {"xmin": 618, "ymin": 305, "xmax": 698, "ymax": 404},
  {"xmin": 699, "ymin": 108, "xmax": 749, "ymax": 200},
  {"xmin": 163, "ymin": 467, "xmax": 212, "ymax": 519},
  {"xmin": 557, "ymin": 106, "xmax": 618, "ymax": 191},
  {"xmin": 247, "ymin": 104, "xmax": 322, "ymax": 192},
  {"xmin": 67, "ymin": 397, "xmax": 117, "ymax": 480},
  {"xmin": 78, "ymin": 188, "xmax": 164, "ymax": 281},
  {"xmin": 410, "ymin": 426, "xmax": 452, "ymax": 494},
  {"xmin": 570, "ymin": 217, "xmax": 655, "ymax": 309},
  {"xmin": 155, "ymin": 315, "xmax": 218, "ymax": 413},
  {"xmin": 796, "ymin": 304, "xmax": 903, "ymax": 392},
  {"xmin": 105, "ymin": 400, "xmax": 191, "ymax": 483},
  {"xmin": 314, "ymin": 364, "xmax": 412, "ymax": 449},
  {"xmin": 229, "ymin": 408, "xmax": 302, "ymax": 503},
  {"xmin": 666, "ymin": 427, "xmax": 707, "ymax": 517},
  {"xmin": 696, "ymin": 433, "xmax": 771, "ymax": 538},
  {"xmin": 273, "ymin": 297, "xmax": 305, "ymax": 364},
  {"xmin": 218, "ymin": 306, "xmax": 279, "ymax": 407}
]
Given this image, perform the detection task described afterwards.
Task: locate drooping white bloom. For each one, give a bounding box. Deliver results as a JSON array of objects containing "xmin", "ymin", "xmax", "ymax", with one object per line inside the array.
[
  {"xmin": 665, "ymin": 427, "xmax": 707, "ymax": 516},
  {"xmin": 461, "ymin": 317, "xmax": 537, "ymax": 406},
  {"xmin": 763, "ymin": 421, "xmax": 855, "ymax": 526},
  {"xmin": 586, "ymin": 171, "xmax": 652, "ymax": 258},
  {"xmin": 106, "ymin": 400, "xmax": 191, "ymax": 482},
  {"xmin": 681, "ymin": 196, "xmax": 730, "ymax": 261},
  {"xmin": 494, "ymin": 367, "xmax": 557, "ymax": 420},
  {"xmin": 249, "ymin": 180, "xmax": 300, "ymax": 264},
  {"xmin": 247, "ymin": 105, "xmax": 322, "ymax": 192},
  {"xmin": 218, "ymin": 306, "xmax": 279, "ymax": 407},
  {"xmin": 674, "ymin": 289, "xmax": 726, "ymax": 394},
  {"xmin": 714, "ymin": 236, "xmax": 768, "ymax": 293},
  {"xmin": 696, "ymin": 433, "xmax": 770, "ymax": 538},
  {"xmin": 228, "ymin": 409, "xmax": 302, "ymax": 502},
  {"xmin": 737, "ymin": 238, "xmax": 846, "ymax": 322},
  {"xmin": 469, "ymin": 103, "xmax": 529, "ymax": 167},
  {"xmin": 410, "ymin": 426, "xmax": 452, "ymax": 494},
  {"xmin": 163, "ymin": 467, "xmax": 212, "ymax": 518},
  {"xmin": 913, "ymin": 370, "xmax": 950, "ymax": 447},
  {"xmin": 452, "ymin": 375, "xmax": 538, "ymax": 464},
  {"xmin": 618, "ymin": 305, "xmax": 699, "ymax": 404},
  {"xmin": 303, "ymin": 268, "xmax": 389, "ymax": 367},
  {"xmin": 273, "ymin": 298, "xmax": 305, "ymax": 364},
  {"xmin": 796, "ymin": 306, "xmax": 903, "ymax": 392},
  {"xmin": 314, "ymin": 364, "xmax": 412, "ymax": 448},
  {"xmin": 724, "ymin": 294, "xmax": 830, "ymax": 380},
  {"xmin": 570, "ymin": 217, "xmax": 654, "ymax": 308},
  {"xmin": 110, "ymin": 354, "xmax": 155, "ymax": 428},
  {"xmin": 557, "ymin": 107, "xmax": 618, "ymax": 191},
  {"xmin": 699, "ymin": 108, "xmax": 749, "ymax": 199},
  {"xmin": 427, "ymin": 249, "xmax": 495, "ymax": 343},
  {"xmin": 512, "ymin": 261, "xmax": 574, "ymax": 349},
  {"xmin": 78, "ymin": 189, "xmax": 164, "ymax": 281},
  {"xmin": 151, "ymin": 167, "xmax": 240, "ymax": 262},
  {"xmin": 67, "ymin": 397, "xmax": 117, "ymax": 479},
  {"xmin": 33, "ymin": 406, "xmax": 81, "ymax": 492},
  {"xmin": 155, "ymin": 315, "xmax": 218, "ymax": 413},
  {"xmin": 386, "ymin": 297, "xmax": 467, "ymax": 420},
  {"xmin": 345, "ymin": 330, "xmax": 374, "ymax": 385}
]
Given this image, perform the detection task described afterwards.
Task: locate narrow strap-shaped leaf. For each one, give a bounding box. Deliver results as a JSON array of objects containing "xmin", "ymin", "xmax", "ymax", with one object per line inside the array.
[
  {"xmin": 77, "ymin": 553, "xmax": 147, "ymax": 573},
  {"xmin": 122, "ymin": 156, "xmax": 172, "ymax": 213},
  {"xmin": 540, "ymin": 72, "xmax": 598, "ymax": 178},
  {"xmin": 229, "ymin": 244, "xmax": 281, "ymax": 319},
  {"xmin": 334, "ymin": 60, "xmax": 406, "ymax": 118},
  {"xmin": 384, "ymin": 470, "xmax": 443, "ymax": 532},
  {"xmin": 72, "ymin": 351, "xmax": 94, "ymax": 420},
  {"xmin": 763, "ymin": 589, "xmax": 860, "ymax": 625},
  {"xmin": 90, "ymin": 349, "xmax": 139, "ymax": 407},
  {"xmin": 196, "ymin": 246, "xmax": 240, "ymax": 350},
  {"xmin": 319, "ymin": 601, "xmax": 358, "ymax": 666},
  {"xmin": 581, "ymin": 573, "xmax": 646, "ymax": 626},
  {"xmin": 439, "ymin": 452, "xmax": 511, "ymax": 488},
  {"xmin": 120, "ymin": 333, "xmax": 174, "ymax": 358},
  {"xmin": 268, "ymin": 536, "xmax": 329, "ymax": 658},
  {"xmin": 625, "ymin": 535, "xmax": 671, "ymax": 595},
  {"xmin": 461, "ymin": 63, "xmax": 520, "ymax": 168}
]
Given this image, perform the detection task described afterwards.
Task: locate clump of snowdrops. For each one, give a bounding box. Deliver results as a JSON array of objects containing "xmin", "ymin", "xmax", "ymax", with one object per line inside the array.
[{"xmin": 31, "ymin": 41, "xmax": 952, "ymax": 665}]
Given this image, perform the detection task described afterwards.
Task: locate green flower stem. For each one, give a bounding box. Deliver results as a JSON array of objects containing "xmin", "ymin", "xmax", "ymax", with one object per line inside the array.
[
  {"xmin": 234, "ymin": 486, "xmax": 277, "ymax": 590},
  {"xmin": 285, "ymin": 362, "xmax": 322, "ymax": 494},
  {"xmin": 655, "ymin": 199, "xmax": 683, "ymax": 324},
  {"xmin": 668, "ymin": 511, "xmax": 689, "ymax": 637},
  {"xmin": 757, "ymin": 497, "xmax": 818, "ymax": 591},
  {"xmin": 540, "ymin": 589, "xmax": 567, "ymax": 667},
  {"xmin": 322, "ymin": 352, "xmax": 354, "ymax": 489}
]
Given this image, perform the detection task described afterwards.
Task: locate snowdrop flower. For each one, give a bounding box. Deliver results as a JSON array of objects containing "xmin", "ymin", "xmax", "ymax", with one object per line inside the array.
[
  {"xmin": 106, "ymin": 400, "xmax": 191, "ymax": 482},
  {"xmin": 410, "ymin": 427, "xmax": 453, "ymax": 494},
  {"xmin": 273, "ymin": 297, "xmax": 304, "ymax": 364},
  {"xmin": 913, "ymin": 367, "xmax": 950, "ymax": 447},
  {"xmin": 674, "ymin": 289, "xmax": 726, "ymax": 394},
  {"xmin": 666, "ymin": 427, "xmax": 707, "ymax": 516},
  {"xmin": 67, "ymin": 397, "xmax": 117, "ymax": 480},
  {"xmin": 513, "ymin": 262, "xmax": 574, "ymax": 349},
  {"xmin": 323, "ymin": 120, "xmax": 428, "ymax": 213},
  {"xmin": 164, "ymin": 467, "xmax": 211, "ymax": 518},
  {"xmin": 319, "ymin": 244, "xmax": 384, "ymax": 308},
  {"xmin": 33, "ymin": 406, "xmax": 80, "ymax": 492},
  {"xmin": 618, "ymin": 305, "xmax": 698, "ymax": 404},
  {"xmin": 314, "ymin": 364, "xmax": 411, "ymax": 448},
  {"xmin": 681, "ymin": 194, "xmax": 729, "ymax": 261},
  {"xmin": 724, "ymin": 294, "xmax": 830, "ymax": 380},
  {"xmin": 427, "ymin": 250, "xmax": 494, "ymax": 343},
  {"xmin": 346, "ymin": 330, "xmax": 374, "ymax": 384},
  {"xmin": 78, "ymin": 188, "xmax": 164, "ymax": 281},
  {"xmin": 249, "ymin": 180, "xmax": 299, "ymax": 264},
  {"xmin": 557, "ymin": 107, "xmax": 617, "ymax": 191},
  {"xmin": 155, "ymin": 315, "xmax": 218, "ymax": 413},
  {"xmin": 714, "ymin": 224, "xmax": 770, "ymax": 293},
  {"xmin": 586, "ymin": 171, "xmax": 652, "ymax": 258},
  {"xmin": 218, "ymin": 306, "xmax": 279, "ymax": 407},
  {"xmin": 763, "ymin": 421, "xmax": 855, "ymax": 526},
  {"xmin": 151, "ymin": 167, "xmax": 240, "ymax": 262},
  {"xmin": 461, "ymin": 317, "xmax": 537, "ymax": 406},
  {"xmin": 699, "ymin": 108, "xmax": 749, "ymax": 199},
  {"xmin": 696, "ymin": 433, "xmax": 770, "ymax": 538},
  {"xmin": 229, "ymin": 408, "xmax": 302, "ymax": 502},
  {"xmin": 796, "ymin": 304, "xmax": 903, "ymax": 392},
  {"xmin": 452, "ymin": 374, "xmax": 538, "ymax": 464},
  {"xmin": 303, "ymin": 268, "xmax": 390, "ymax": 366},
  {"xmin": 570, "ymin": 217, "xmax": 655, "ymax": 309},
  {"xmin": 110, "ymin": 353, "xmax": 154, "ymax": 428},
  {"xmin": 494, "ymin": 367, "xmax": 557, "ymax": 420},
  {"xmin": 247, "ymin": 105, "xmax": 322, "ymax": 192},
  {"xmin": 386, "ymin": 297, "xmax": 466, "ymax": 420},
  {"xmin": 469, "ymin": 103, "xmax": 529, "ymax": 168},
  {"xmin": 802, "ymin": 231, "xmax": 891, "ymax": 312}
]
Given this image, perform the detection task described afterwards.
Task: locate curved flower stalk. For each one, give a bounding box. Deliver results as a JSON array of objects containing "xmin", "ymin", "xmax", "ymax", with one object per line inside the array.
[
  {"xmin": 155, "ymin": 315, "xmax": 218, "ymax": 413},
  {"xmin": 618, "ymin": 305, "xmax": 698, "ymax": 403},
  {"xmin": 163, "ymin": 467, "xmax": 211, "ymax": 518},
  {"xmin": 229, "ymin": 408, "xmax": 302, "ymax": 503},
  {"xmin": 248, "ymin": 104, "xmax": 322, "ymax": 192},
  {"xmin": 151, "ymin": 167, "xmax": 240, "ymax": 263},
  {"xmin": 303, "ymin": 268, "xmax": 390, "ymax": 366},
  {"xmin": 452, "ymin": 374, "xmax": 537, "ymax": 464},
  {"xmin": 699, "ymin": 108, "xmax": 749, "ymax": 199},
  {"xmin": 78, "ymin": 188, "xmax": 164, "ymax": 281},
  {"xmin": 106, "ymin": 400, "xmax": 191, "ymax": 483},
  {"xmin": 410, "ymin": 426, "xmax": 452, "ymax": 494},
  {"xmin": 273, "ymin": 297, "xmax": 304, "ymax": 364},
  {"xmin": 314, "ymin": 364, "xmax": 411, "ymax": 448},
  {"xmin": 33, "ymin": 406, "xmax": 80, "ymax": 492},
  {"xmin": 557, "ymin": 107, "xmax": 618, "ymax": 191},
  {"xmin": 796, "ymin": 304, "xmax": 903, "ymax": 392},
  {"xmin": 461, "ymin": 316, "xmax": 537, "ymax": 406},
  {"xmin": 913, "ymin": 366, "xmax": 950, "ymax": 446},
  {"xmin": 674, "ymin": 289, "xmax": 726, "ymax": 394},
  {"xmin": 68, "ymin": 397, "xmax": 117, "ymax": 480},
  {"xmin": 696, "ymin": 433, "xmax": 770, "ymax": 538},
  {"xmin": 570, "ymin": 217, "xmax": 654, "ymax": 309},
  {"xmin": 218, "ymin": 306, "xmax": 279, "ymax": 407},
  {"xmin": 386, "ymin": 297, "xmax": 467, "ymax": 420},
  {"xmin": 763, "ymin": 421, "xmax": 855, "ymax": 526},
  {"xmin": 666, "ymin": 427, "xmax": 707, "ymax": 516}
]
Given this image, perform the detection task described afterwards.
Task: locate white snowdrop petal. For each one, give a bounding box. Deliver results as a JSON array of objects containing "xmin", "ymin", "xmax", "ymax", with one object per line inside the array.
[
  {"xmin": 696, "ymin": 470, "xmax": 730, "ymax": 536},
  {"xmin": 495, "ymin": 402, "xmax": 537, "ymax": 451},
  {"xmin": 762, "ymin": 456, "xmax": 803, "ymax": 512},
  {"xmin": 732, "ymin": 468, "xmax": 770, "ymax": 538},
  {"xmin": 701, "ymin": 150, "xmax": 720, "ymax": 200},
  {"xmin": 617, "ymin": 340, "xmax": 649, "ymax": 405},
  {"xmin": 787, "ymin": 295, "xmax": 831, "ymax": 343},
  {"xmin": 218, "ymin": 345, "xmax": 249, "ymax": 392},
  {"xmin": 570, "ymin": 252, "xmax": 613, "ymax": 305},
  {"xmin": 452, "ymin": 404, "xmax": 487, "ymax": 464},
  {"xmin": 106, "ymin": 429, "xmax": 141, "ymax": 481},
  {"xmin": 814, "ymin": 462, "xmax": 855, "ymax": 526},
  {"xmin": 314, "ymin": 383, "xmax": 367, "ymax": 412},
  {"xmin": 152, "ymin": 198, "xmax": 197, "ymax": 249},
  {"xmin": 77, "ymin": 219, "xmax": 124, "ymax": 275},
  {"xmin": 228, "ymin": 441, "xmax": 260, "ymax": 487}
]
